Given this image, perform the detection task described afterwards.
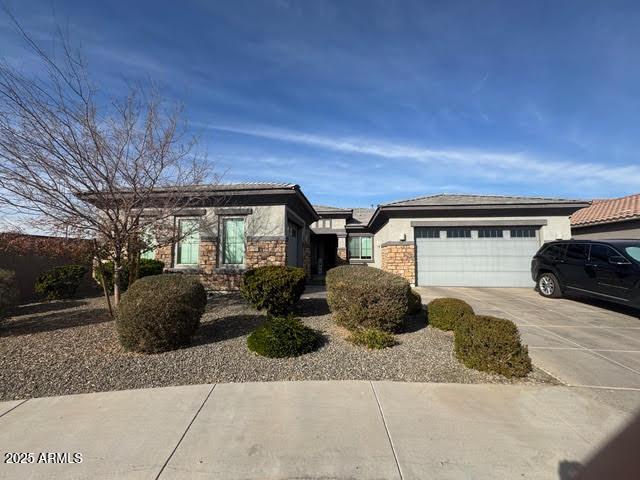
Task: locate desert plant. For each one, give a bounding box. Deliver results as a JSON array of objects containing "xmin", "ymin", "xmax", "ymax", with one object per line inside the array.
[
  {"xmin": 347, "ymin": 328, "xmax": 397, "ymax": 349},
  {"xmin": 326, "ymin": 265, "xmax": 410, "ymax": 332},
  {"xmin": 408, "ymin": 288, "xmax": 423, "ymax": 314},
  {"xmin": 241, "ymin": 266, "xmax": 306, "ymax": 316},
  {"xmin": 34, "ymin": 264, "xmax": 88, "ymax": 300},
  {"xmin": 427, "ymin": 298, "xmax": 474, "ymax": 331},
  {"xmin": 116, "ymin": 275, "xmax": 207, "ymax": 353},
  {"xmin": 0, "ymin": 268, "xmax": 19, "ymax": 320},
  {"xmin": 454, "ymin": 315, "xmax": 532, "ymax": 378},
  {"xmin": 247, "ymin": 315, "xmax": 323, "ymax": 358}
]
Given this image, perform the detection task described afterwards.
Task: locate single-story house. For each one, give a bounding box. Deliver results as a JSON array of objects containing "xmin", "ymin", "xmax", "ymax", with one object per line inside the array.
[
  {"xmin": 571, "ymin": 193, "xmax": 640, "ymax": 240},
  {"xmin": 138, "ymin": 184, "xmax": 588, "ymax": 289}
]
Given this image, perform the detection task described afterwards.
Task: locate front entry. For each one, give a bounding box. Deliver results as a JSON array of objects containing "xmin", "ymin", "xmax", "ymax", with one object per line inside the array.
[{"xmin": 310, "ymin": 233, "xmax": 337, "ymax": 274}]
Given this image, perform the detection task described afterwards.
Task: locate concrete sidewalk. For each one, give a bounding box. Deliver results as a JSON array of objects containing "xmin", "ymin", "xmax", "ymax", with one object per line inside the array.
[{"xmin": 0, "ymin": 381, "xmax": 635, "ymax": 480}]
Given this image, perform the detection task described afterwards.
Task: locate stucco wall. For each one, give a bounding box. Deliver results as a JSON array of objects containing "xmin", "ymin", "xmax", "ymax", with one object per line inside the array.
[
  {"xmin": 572, "ymin": 219, "xmax": 640, "ymax": 240},
  {"xmin": 200, "ymin": 204, "xmax": 285, "ymax": 240},
  {"xmin": 311, "ymin": 217, "xmax": 347, "ymax": 230},
  {"xmin": 369, "ymin": 215, "xmax": 572, "ymax": 268}
]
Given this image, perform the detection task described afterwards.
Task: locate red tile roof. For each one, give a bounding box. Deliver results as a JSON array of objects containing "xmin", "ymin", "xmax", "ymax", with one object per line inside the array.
[{"xmin": 571, "ymin": 194, "xmax": 640, "ymax": 227}]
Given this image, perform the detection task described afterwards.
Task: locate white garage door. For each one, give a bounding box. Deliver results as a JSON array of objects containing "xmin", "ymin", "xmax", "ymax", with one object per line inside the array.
[{"xmin": 416, "ymin": 227, "xmax": 540, "ymax": 287}]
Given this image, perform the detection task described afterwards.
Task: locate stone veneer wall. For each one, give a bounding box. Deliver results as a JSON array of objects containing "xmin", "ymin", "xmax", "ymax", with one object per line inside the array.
[
  {"xmin": 336, "ymin": 247, "xmax": 348, "ymax": 265},
  {"xmin": 381, "ymin": 242, "xmax": 415, "ymax": 285}
]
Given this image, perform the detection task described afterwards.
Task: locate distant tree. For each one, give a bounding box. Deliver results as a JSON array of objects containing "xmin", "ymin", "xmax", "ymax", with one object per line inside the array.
[{"xmin": 0, "ymin": 11, "xmax": 215, "ymax": 313}]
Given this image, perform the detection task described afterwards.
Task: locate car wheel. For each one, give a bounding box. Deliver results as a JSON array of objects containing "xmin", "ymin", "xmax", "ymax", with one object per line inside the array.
[{"xmin": 538, "ymin": 272, "xmax": 562, "ymax": 298}]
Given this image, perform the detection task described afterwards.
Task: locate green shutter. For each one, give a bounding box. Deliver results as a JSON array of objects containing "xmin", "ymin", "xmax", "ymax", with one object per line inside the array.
[
  {"xmin": 223, "ymin": 218, "xmax": 245, "ymax": 265},
  {"xmin": 178, "ymin": 219, "xmax": 200, "ymax": 265},
  {"xmin": 361, "ymin": 237, "xmax": 372, "ymax": 259}
]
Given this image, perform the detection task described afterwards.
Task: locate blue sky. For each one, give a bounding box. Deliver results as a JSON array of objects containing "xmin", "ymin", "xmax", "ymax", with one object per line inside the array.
[{"xmin": 2, "ymin": 0, "xmax": 640, "ymax": 207}]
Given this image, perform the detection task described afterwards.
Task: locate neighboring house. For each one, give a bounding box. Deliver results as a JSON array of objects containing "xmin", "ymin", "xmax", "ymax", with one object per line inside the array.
[
  {"xmin": 312, "ymin": 194, "xmax": 587, "ymax": 288},
  {"xmin": 137, "ymin": 185, "xmax": 587, "ymax": 290},
  {"xmin": 571, "ymin": 194, "xmax": 640, "ymax": 240}
]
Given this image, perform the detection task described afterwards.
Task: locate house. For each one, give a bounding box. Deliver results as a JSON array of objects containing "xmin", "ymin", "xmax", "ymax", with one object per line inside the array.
[
  {"xmin": 139, "ymin": 184, "xmax": 588, "ymax": 289},
  {"xmin": 571, "ymin": 193, "xmax": 640, "ymax": 240}
]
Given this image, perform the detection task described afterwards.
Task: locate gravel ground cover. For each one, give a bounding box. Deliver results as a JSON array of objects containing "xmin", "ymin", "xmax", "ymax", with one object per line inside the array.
[{"xmin": 0, "ymin": 287, "xmax": 556, "ymax": 400}]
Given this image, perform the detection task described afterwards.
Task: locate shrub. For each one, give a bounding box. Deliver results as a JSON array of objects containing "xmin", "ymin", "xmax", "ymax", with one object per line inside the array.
[
  {"xmin": 347, "ymin": 328, "xmax": 397, "ymax": 349},
  {"xmin": 247, "ymin": 316, "xmax": 323, "ymax": 358},
  {"xmin": 408, "ymin": 288, "xmax": 422, "ymax": 314},
  {"xmin": 116, "ymin": 275, "xmax": 207, "ymax": 353},
  {"xmin": 454, "ymin": 315, "xmax": 532, "ymax": 378},
  {"xmin": 34, "ymin": 264, "xmax": 87, "ymax": 300},
  {"xmin": 95, "ymin": 258, "xmax": 165, "ymax": 293},
  {"xmin": 0, "ymin": 269, "xmax": 19, "ymax": 320},
  {"xmin": 326, "ymin": 265, "xmax": 410, "ymax": 332},
  {"xmin": 427, "ymin": 298, "xmax": 474, "ymax": 331},
  {"xmin": 241, "ymin": 266, "xmax": 306, "ymax": 316}
]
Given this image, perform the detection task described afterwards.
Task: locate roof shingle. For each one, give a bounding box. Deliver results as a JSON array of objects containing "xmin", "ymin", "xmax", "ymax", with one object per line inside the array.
[
  {"xmin": 571, "ymin": 193, "xmax": 640, "ymax": 226},
  {"xmin": 383, "ymin": 193, "xmax": 585, "ymax": 207}
]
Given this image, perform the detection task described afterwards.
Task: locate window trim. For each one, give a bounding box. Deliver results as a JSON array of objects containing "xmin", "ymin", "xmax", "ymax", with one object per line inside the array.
[
  {"xmin": 220, "ymin": 216, "xmax": 246, "ymax": 267},
  {"xmin": 175, "ymin": 217, "xmax": 200, "ymax": 267},
  {"xmin": 348, "ymin": 235, "xmax": 374, "ymax": 261}
]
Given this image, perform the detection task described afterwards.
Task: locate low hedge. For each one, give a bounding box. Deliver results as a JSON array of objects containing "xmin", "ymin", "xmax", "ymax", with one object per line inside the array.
[
  {"xmin": 247, "ymin": 316, "xmax": 323, "ymax": 358},
  {"xmin": 454, "ymin": 315, "xmax": 532, "ymax": 378},
  {"xmin": 0, "ymin": 269, "xmax": 19, "ymax": 321},
  {"xmin": 347, "ymin": 328, "xmax": 397, "ymax": 349},
  {"xmin": 95, "ymin": 258, "xmax": 165, "ymax": 293},
  {"xmin": 408, "ymin": 288, "xmax": 422, "ymax": 314},
  {"xmin": 427, "ymin": 298, "xmax": 474, "ymax": 331},
  {"xmin": 326, "ymin": 265, "xmax": 410, "ymax": 332},
  {"xmin": 35, "ymin": 264, "xmax": 88, "ymax": 300},
  {"xmin": 240, "ymin": 266, "xmax": 306, "ymax": 316},
  {"xmin": 116, "ymin": 275, "xmax": 207, "ymax": 353}
]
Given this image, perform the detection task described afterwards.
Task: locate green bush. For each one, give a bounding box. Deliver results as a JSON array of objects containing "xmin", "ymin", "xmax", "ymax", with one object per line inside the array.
[
  {"xmin": 454, "ymin": 315, "xmax": 532, "ymax": 378},
  {"xmin": 95, "ymin": 258, "xmax": 165, "ymax": 292},
  {"xmin": 326, "ymin": 265, "xmax": 410, "ymax": 332},
  {"xmin": 0, "ymin": 268, "xmax": 19, "ymax": 320},
  {"xmin": 408, "ymin": 288, "xmax": 422, "ymax": 314},
  {"xmin": 116, "ymin": 275, "xmax": 207, "ymax": 353},
  {"xmin": 247, "ymin": 316, "xmax": 323, "ymax": 358},
  {"xmin": 240, "ymin": 266, "xmax": 306, "ymax": 316},
  {"xmin": 347, "ymin": 328, "xmax": 397, "ymax": 349},
  {"xmin": 35, "ymin": 264, "xmax": 87, "ymax": 300},
  {"xmin": 427, "ymin": 298, "xmax": 474, "ymax": 331}
]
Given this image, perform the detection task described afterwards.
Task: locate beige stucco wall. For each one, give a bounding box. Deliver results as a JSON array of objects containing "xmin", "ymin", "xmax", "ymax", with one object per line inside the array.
[
  {"xmin": 200, "ymin": 205, "xmax": 286, "ymax": 239},
  {"xmin": 311, "ymin": 217, "xmax": 347, "ymax": 230},
  {"xmin": 572, "ymin": 220, "xmax": 640, "ymax": 240},
  {"xmin": 369, "ymin": 215, "xmax": 572, "ymax": 268}
]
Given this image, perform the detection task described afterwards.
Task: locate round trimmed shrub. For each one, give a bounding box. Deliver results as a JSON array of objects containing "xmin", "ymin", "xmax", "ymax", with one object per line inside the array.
[
  {"xmin": 0, "ymin": 268, "xmax": 19, "ymax": 321},
  {"xmin": 116, "ymin": 275, "xmax": 207, "ymax": 353},
  {"xmin": 247, "ymin": 316, "xmax": 323, "ymax": 358},
  {"xmin": 240, "ymin": 266, "xmax": 306, "ymax": 316},
  {"xmin": 326, "ymin": 265, "xmax": 410, "ymax": 332},
  {"xmin": 408, "ymin": 288, "xmax": 422, "ymax": 314},
  {"xmin": 454, "ymin": 315, "xmax": 532, "ymax": 378},
  {"xmin": 347, "ymin": 328, "xmax": 397, "ymax": 349},
  {"xmin": 35, "ymin": 264, "xmax": 87, "ymax": 300},
  {"xmin": 427, "ymin": 298, "xmax": 474, "ymax": 331}
]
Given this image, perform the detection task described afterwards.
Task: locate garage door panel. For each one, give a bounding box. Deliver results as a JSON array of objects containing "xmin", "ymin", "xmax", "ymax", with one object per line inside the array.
[{"xmin": 416, "ymin": 236, "xmax": 539, "ymax": 287}]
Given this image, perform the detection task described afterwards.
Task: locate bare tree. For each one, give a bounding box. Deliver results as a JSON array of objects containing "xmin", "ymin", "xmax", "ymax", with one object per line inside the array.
[{"xmin": 0, "ymin": 12, "xmax": 215, "ymax": 311}]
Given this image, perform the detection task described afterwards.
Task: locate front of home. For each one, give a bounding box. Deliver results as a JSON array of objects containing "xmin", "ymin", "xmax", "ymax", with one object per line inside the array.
[{"xmin": 142, "ymin": 184, "xmax": 588, "ymax": 290}]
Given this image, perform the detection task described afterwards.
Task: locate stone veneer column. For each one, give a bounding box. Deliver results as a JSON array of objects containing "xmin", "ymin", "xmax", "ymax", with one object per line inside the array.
[
  {"xmin": 381, "ymin": 241, "xmax": 415, "ymax": 284},
  {"xmin": 198, "ymin": 239, "xmax": 217, "ymax": 274},
  {"xmin": 336, "ymin": 234, "xmax": 348, "ymax": 265},
  {"xmin": 155, "ymin": 244, "xmax": 173, "ymax": 268},
  {"xmin": 245, "ymin": 237, "xmax": 286, "ymax": 268}
]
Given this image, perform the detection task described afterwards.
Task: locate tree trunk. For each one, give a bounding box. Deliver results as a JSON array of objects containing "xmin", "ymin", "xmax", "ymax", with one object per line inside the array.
[
  {"xmin": 113, "ymin": 258, "xmax": 121, "ymax": 306},
  {"xmin": 93, "ymin": 240, "xmax": 114, "ymax": 318}
]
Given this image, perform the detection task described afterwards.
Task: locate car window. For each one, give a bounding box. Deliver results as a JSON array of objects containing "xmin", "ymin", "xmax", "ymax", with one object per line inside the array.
[
  {"xmin": 542, "ymin": 244, "xmax": 566, "ymax": 259},
  {"xmin": 590, "ymin": 244, "xmax": 618, "ymax": 264},
  {"xmin": 565, "ymin": 243, "xmax": 589, "ymax": 261},
  {"xmin": 625, "ymin": 246, "xmax": 640, "ymax": 262}
]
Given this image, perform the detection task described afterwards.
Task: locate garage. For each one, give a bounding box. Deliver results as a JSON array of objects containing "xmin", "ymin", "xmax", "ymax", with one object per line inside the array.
[{"xmin": 415, "ymin": 225, "xmax": 541, "ymax": 287}]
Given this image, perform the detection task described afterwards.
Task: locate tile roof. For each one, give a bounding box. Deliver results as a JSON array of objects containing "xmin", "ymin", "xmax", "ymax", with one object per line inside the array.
[
  {"xmin": 348, "ymin": 208, "xmax": 376, "ymax": 225},
  {"xmin": 571, "ymin": 193, "xmax": 640, "ymax": 226},
  {"xmin": 312, "ymin": 204, "xmax": 352, "ymax": 213},
  {"xmin": 382, "ymin": 193, "xmax": 585, "ymax": 207}
]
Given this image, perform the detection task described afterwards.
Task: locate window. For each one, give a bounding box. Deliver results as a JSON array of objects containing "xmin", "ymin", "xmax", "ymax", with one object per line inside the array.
[
  {"xmin": 625, "ymin": 246, "xmax": 640, "ymax": 262},
  {"xmin": 542, "ymin": 243, "xmax": 566, "ymax": 260},
  {"xmin": 140, "ymin": 225, "xmax": 156, "ymax": 260},
  {"xmin": 446, "ymin": 229, "xmax": 471, "ymax": 238},
  {"xmin": 478, "ymin": 228, "xmax": 503, "ymax": 238},
  {"xmin": 222, "ymin": 218, "xmax": 245, "ymax": 265},
  {"xmin": 348, "ymin": 236, "xmax": 373, "ymax": 260},
  {"xmin": 177, "ymin": 219, "xmax": 200, "ymax": 265},
  {"xmin": 590, "ymin": 244, "xmax": 618, "ymax": 264},
  {"xmin": 320, "ymin": 219, "xmax": 332, "ymax": 228},
  {"xmin": 416, "ymin": 228, "xmax": 440, "ymax": 239},
  {"xmin": 565, "ymin": 243, "xmax": 589, "ymax": 261},
  {"xmin": 510, "ymin": 228, "xmax": 536, "ymax": 238}
]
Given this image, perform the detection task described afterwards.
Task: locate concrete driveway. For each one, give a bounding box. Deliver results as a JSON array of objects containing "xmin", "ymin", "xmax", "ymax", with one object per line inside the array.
[{"xmin": 418, "ymin": 287, "xmax": 640, "ymax": 409}]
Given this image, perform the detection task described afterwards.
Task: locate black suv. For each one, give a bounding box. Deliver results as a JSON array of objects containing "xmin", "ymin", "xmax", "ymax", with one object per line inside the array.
[{"xmin": 531, "ymin": 239, "xmax": 640, "ymax": 309}]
